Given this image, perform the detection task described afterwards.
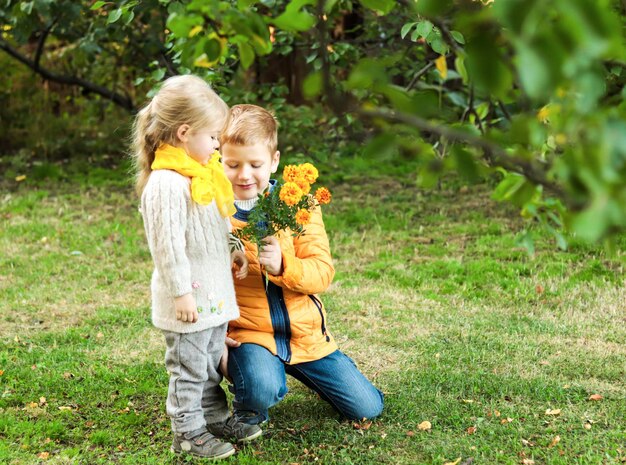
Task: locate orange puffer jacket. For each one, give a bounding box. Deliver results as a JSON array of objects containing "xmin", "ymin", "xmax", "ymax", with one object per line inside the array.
[{"xmin": 228, "ymin": 206, "xmax": 338, "ymax": 364}]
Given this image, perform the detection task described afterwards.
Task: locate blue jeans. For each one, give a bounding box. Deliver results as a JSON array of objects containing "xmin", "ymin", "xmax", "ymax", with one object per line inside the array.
[{"xmin": 227, "ymin": 343, "xmax": 384, "ymax": 424}]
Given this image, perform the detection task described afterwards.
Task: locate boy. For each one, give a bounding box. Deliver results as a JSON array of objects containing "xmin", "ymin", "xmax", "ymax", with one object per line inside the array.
[{"xmin": 219, "ymin": 104, "xmax": 383, "ymax": 430}]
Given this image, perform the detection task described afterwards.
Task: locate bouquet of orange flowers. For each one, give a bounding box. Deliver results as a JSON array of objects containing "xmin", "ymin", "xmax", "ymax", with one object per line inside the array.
[{"xmin": 233, "ymin": 162, "xmax": 332, "ymax": 250}]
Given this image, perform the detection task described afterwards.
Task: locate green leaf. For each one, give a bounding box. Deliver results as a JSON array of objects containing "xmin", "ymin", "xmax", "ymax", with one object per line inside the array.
[
  {"xmin": 107, "ymin": 8, "xmax": 122, "ymax": 24},
  {"xmin": 123, "ymin": 10, "xmax": 135, "ymax": 26},
  {"xmin": 415, "ymin": 20, "xmax": 433, "ymax": 39},
  {"xmin": 515, "ymin": 230, "xmax": 535, "ymax": 256},
  {"xmin": 237, "ymin": 42, "xmax": 255, "ymax": 69},
  {"xmin": 465, "ymin": 34, "xmax": 513, "ymax": 100},
  {"xmin": 274, "ymin": 0, "xmax": 316, "ymax": 32},
  {"xmin": 401, "ymin": 22, "xmax": 416, "ymax": 40},
  {"xmin": 167, "ymin": 13, "xmax": 203, "ymax": 38},
  {"xmin": 452, "ymin": 145, "xmax": 480, "ymax": 182},
  {"xmin": 430, "ymin": 38, "xmax": 447, "ymax": 55},
  {"xmin": 492, "ymin": 173, "xmax": 526, "ymax": 202},
  {"xmin": 450, "ymin": 30, "xmax": 465, "ymax": 44},
  {"xmin": 204, "ymin": 37, "xmax": 223, "ymax": 61},
  {"xmin": 237, "ymin": 0, "xmax": 257, "ymax": 8},
  {"xmin": 302, "ymin": 71, "xmax": 322, "ymax": 99},
  {"xmin": 454, "ymin": 56, "xmax": 468, "ymax": 84},
  {"xmin": 90, "ymin": 1, "xmax": 107, "ymax": 10},
  {"xmin": 20, "ymin": 2, "xmax": 34, "ymax": 14},
  {"xmin": 415, "ymin": 0, "xmax": 453, "ymax": 16},
  {"xmin": 363, "ymin": 133, "xmax": 398, "ymax": 159},
  {"xmin": 359, "ymin": 0, "xmax": 395, "ymax": 15}
]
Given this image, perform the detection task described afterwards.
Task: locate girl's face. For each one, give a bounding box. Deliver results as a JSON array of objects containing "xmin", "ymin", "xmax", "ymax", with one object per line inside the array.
[
  {"xmin": 177, "ymin": 125, "xmax": 221, "ymax": 165},
  {"xmin": 221, "ymin": 142, "xmax": 280, "ymax": 200}
]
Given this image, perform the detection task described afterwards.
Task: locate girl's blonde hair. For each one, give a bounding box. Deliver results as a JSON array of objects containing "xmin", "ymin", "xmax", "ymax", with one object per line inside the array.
[{"xmin": 131, "ymin": 75, "xmax": 229, "ymax": 195}]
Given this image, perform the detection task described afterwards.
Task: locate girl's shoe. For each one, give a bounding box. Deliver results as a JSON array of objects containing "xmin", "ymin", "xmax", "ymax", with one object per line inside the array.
[
  {"xmin": 171, "ymin": 428, "xmax": 235, "ymax": 459},
  {"xmin": 207, "ymin": 415, "xmax": 263, "ymax": 443}
]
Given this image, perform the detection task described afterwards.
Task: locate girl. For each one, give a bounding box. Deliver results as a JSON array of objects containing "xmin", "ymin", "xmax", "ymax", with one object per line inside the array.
[{"xmin": 132, "ymin": 75, "xmax": 261, "ymax": 460}]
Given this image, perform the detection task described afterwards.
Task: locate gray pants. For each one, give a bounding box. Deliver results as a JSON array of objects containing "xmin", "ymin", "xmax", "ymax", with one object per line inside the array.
[{"xmin": 163, "ymin": 324, "xmax": 229, "ymax": 434}]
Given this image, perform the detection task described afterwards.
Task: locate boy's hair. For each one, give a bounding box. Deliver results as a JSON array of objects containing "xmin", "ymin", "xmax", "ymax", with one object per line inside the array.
[
  {"xmin": 220, "ymin": 104, "xmax": 278, "ymax": 155},
  {"xmin": 131, "ymin": 75, "xmax": 228, "ymax": 196}
]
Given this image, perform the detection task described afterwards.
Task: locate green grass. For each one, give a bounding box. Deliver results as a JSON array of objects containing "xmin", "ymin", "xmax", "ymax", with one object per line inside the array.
[{"xmin": 1, "ymin": 161, "xmax": 625, "ymax": 464}]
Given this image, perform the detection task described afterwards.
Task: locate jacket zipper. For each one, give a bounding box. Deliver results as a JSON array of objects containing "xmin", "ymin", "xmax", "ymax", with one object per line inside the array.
[{"xmin": 308, "ymin": 295, "xmax": 330, "ymax": 342}]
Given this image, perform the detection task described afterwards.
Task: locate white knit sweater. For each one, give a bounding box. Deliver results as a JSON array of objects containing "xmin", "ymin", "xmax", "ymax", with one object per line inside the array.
[{"xmin": 140, "ymin": 170, "xmax": 239, "ymax": 333}]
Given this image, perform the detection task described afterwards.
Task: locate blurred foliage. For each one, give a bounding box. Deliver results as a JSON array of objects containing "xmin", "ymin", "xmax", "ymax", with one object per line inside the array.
[{"xmin": 1, "ymin": 0, "xmax": 626, "ymax": 247}]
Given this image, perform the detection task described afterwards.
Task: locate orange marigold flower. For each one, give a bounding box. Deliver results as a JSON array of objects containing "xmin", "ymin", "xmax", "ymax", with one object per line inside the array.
[
  {"xmin": 279, "ymin": 182, "xmax": 303, "ymax": 206},
  {"xmin": 314, "ymin": 187, "xmax": 332, "ymax": 205},
  {"xmin": 299, "ymin": 163, "xmax": 319, "ymax": 184},
  {"xmin": 294, "ymin": 178, "xmax": 311, "ymax": 195},
  {"xmin": 282, "ymin": 165, "xmax": 300, "ymax": 183},
  {"xmin": 295, "ymin": 209, "xmax": 311, "ymax": 225}
]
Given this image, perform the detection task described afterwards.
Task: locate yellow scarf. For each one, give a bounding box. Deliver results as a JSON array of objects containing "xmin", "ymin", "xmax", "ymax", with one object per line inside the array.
[{"xmin": 151, "ymin": 143, "xmax": 235, "ymax": 217}]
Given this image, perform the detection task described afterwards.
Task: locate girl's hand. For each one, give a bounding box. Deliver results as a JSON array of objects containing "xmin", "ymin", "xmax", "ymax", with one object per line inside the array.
[
  {"xmin": 259, "ymin": 236, "xmax": 283, "ymax": 275},
  {"xmin": 174, "ymin": 293, "xmax": 199, "ymax": 323},
  {"xmin": 231, "ymin": 250, "xmax": 249, "ymax": 280}
]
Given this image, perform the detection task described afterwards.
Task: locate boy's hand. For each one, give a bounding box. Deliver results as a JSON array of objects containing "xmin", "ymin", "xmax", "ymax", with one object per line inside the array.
[
  {"xmin": 219, "ymin": 336, "xmax": 241, "ymax": 382},
  {"xmin": 231, "ymin": 250, "xmax": 249, "ymax": 280},
  {"xmin": 259, "ymin": 236, "xmax": 283, "ymax": 275},
  {"xmin": 174, "ymin": 293, "xmax": 199, "ymax": 323}
]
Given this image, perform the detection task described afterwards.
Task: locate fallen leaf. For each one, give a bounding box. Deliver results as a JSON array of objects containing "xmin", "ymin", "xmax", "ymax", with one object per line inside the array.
[
  {"xmin": 406, "ymin": 430, "xmax": 415, "ymax": 437},
  {"xmin": 38, "ymin": 452, "xmax": 49, "ymax": 460},
  {"xmin": 462, "ymin": 399, "xmax": 474, "ymax": 404},
  {"xmin": 15, "ymin": 175, "xmax": 27, "ymax": 182},
  {"xmin": 535, "ymin": 284, "xmax": 544, "ymax": 294},
  {"xmin": 380, "ymin": 432, "xmax": 387, "ymax": 439},
  {"xmin": 501, "ymin": 418, "xmax": 514, "ymax": 424},
  {"xmin": 494, "ymin": 410, "xmax": 501, "ymax": 417},
  {"xmin": 63, "ymin": 372, "xmax": 74, "ymax": 379},
  {"xmin": 443, "ymin": 458, "xmax": 461, "ymax": 465},
  {"xmin": 352, "ymin": 421, "xmax": 372, "ymax": 430},
  {"xmin": 584, "ymin": 423, "xmax": 592, "ymax": 430},
  {"xmin": 417, "ymin": 421, "xmax": 432, "ymax": 431},
  {"xmin": 27, "ymin": 402, "xmax": 38, "ymax": 409},
  {"xmin": 545, "ymin": 408, "xmax": 561, "ymax": 416},
  {"xmin": 588, "ymin": 394, "xmax": 603, "ymax": 401},
  {"xmin": 39, "ymin": 397, "xmax": 47, "ymax": 406},
  {"xmin": 467, "ymin": 426, "xmax": 477, "ymax": 435},
  {"xmin": 58, "ymin": 406, "xmax": 72, "ymax": 411},
  {"xmin": 539, "ymin": 360, "xmax": 550, "ymax": 366},
  {"xmin": 521, "ymin": 460, "xmax": 535, "ymax": 465},
  {"xmin": 548, "ymin": 435, "xmax": 560, "ymax": 448},
  {"xmin": 521, "ymin": 439, "xmax": 534, "ymax": 447}
]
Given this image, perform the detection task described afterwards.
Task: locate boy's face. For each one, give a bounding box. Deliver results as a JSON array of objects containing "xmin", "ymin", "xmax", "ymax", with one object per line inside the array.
[{"xmin": 221, "ymin": 142, "xmax": 280, "ymax": 200}]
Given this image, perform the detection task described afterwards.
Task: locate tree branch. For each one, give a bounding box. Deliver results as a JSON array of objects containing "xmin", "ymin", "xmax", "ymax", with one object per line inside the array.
[
  {"xmin": 34, "ymin": 19, "xmax": 57, "ymax": 72},
  {"xmin": 406, "ymin": 61, "xmax": 434, "ymax": 91},
  {"xmin": 0, "ymin": 39, "xmax": 135, "ymax": 112},
  {"xmin": 359, "ymin": 107, "xmax": 567, "ymax": 200}
]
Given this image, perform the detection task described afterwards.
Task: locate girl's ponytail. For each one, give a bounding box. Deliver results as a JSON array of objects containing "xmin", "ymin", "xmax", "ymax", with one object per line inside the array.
[{"xmin": 131, "ymin": 101, "xmax": 159, "ymax": 196}]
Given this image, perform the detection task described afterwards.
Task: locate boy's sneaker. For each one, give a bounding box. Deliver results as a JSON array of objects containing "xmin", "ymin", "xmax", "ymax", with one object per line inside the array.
[
  {"xmin": 207, "ymin": 415, "xmax": 263, "ymax": 443},
  {"xmin": 171, "ymin": 428, "xmax": 235, "ymax": 459}
]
